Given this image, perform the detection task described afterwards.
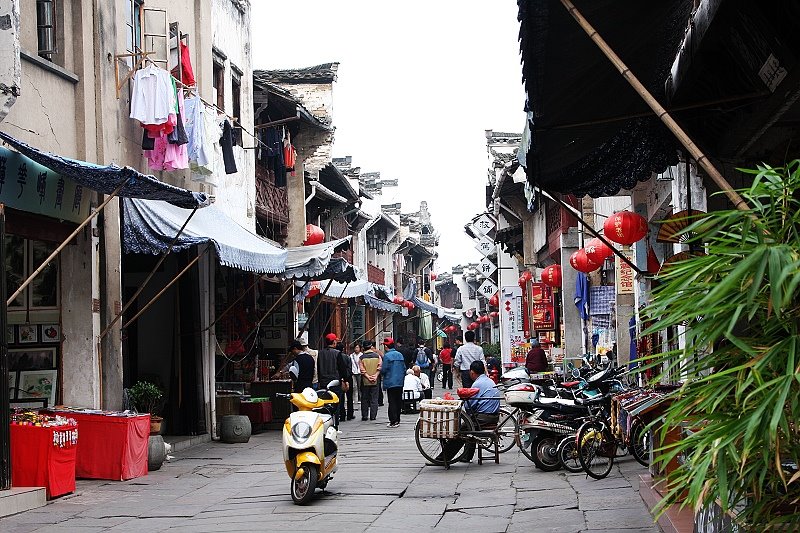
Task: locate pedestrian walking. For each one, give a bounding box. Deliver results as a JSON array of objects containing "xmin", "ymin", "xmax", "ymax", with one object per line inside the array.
[
  {"xmin": 439, "ymin": 342, "xmax": 454, "ymax": 389},
  {"xmin": 348, "ymin": 343, "xmax": 363, "ymax": 403},
  {"xmin": 317, "ymin": 333, "xmax": 349, "ymax": 428},
  {"xmin": 296, "ymin": 332, "xmax": 319, "ymax": 389},
  {"xmin": 358, "ymin": 341, "xmax": 381, "ymax": 421},
  {"xmin": 380, "ymin": 337, "xmax": 406, "ymax": 428},
  {"xmin": 287, "ymin": 340, "xmax": 314, "ymax": 393},
  {"xmin": 453, "ymin": 331, "xmax": 486, "ymax": 388},
  {"xmin": 337, "ymin": 341, "xmax": 355, "ymax": 421}
]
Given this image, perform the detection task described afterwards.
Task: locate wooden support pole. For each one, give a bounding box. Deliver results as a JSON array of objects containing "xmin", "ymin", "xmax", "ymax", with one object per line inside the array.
[{"xmin": 558, "ymin": 0, "xmax": 750, "ymax": 212}]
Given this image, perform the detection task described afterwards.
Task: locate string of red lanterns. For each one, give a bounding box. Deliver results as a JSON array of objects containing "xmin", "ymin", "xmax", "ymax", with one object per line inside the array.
[{"xmin": 541, "ymin": 264, "xmax": 562, "ymax": 288}]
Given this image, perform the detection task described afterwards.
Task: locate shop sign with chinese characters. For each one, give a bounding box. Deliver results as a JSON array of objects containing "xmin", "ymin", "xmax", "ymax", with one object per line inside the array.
[
  {"xmin": 472, "ymin": 213, "xmax": 496, "ymax": 236},
  {"xmin": 530, "ymin": 283, "xmax": 555, "ymax": 331},
  {"xmin": 615, "ymin": 248, "xmax": 635, "ymax": 294},
  {"xmin": 0, "ymin": 146, "xmax": 91, "ymax": 223}
]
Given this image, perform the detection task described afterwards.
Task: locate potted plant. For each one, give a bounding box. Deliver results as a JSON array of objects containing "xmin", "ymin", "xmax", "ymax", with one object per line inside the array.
[
  {"xmin": 129, "ymin": 381, "xmax": 164, "ymax": 435},
  {"xmin": 641, "ymin": 161, "xmax": 800, "ymax": 528}
]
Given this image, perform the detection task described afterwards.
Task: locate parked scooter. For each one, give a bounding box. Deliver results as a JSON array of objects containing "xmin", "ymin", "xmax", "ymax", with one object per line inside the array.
[{"xmin": 278, "ymin": 380, "xmax": 340, "ymax": 505}]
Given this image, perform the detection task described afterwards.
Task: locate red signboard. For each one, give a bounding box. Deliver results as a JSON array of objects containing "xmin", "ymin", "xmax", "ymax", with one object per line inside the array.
[{"xmin": 530, "ymin": 283, "xmax": 555, "ymax": 331}]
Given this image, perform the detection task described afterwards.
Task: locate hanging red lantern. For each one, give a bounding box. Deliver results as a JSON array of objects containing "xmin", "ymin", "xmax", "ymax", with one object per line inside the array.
[
  {"xmin": 306, "ymin": 281, "xmax": 320, "ymax": 298},
  {"xmin": 569, "ymin": 249, "xmax": 601, "ymax": 273},
  {"xmin": 541, "ymin": 265, "xmax": 562, "ymax": 288},
  {"xmin": 405, "ymin": 301, "xmax": 415, "ymax": 310},
  {"xmin": 603, "ymin": 211, "xmax": 648, "ymax": 245},
  {"xmin": 430, "ymin": 272, "xmax": 437, "ymax": 281},
  {"xmin": 518, "ymin": 270, "xmax": 533, "ymax": 288},
  {"xmin": 488, "ymin": 292, "xmax": 499, "ymax": 307},
  {"xmin": 490, "ymin": 311, "xmax": 499, "ymax": 319},
  {"xmin": 303, "ymin": 224, "xmax": 325, "ymax": 246},
  {"xmin": 393, "ymin": 295, "xmax": 405, "ymax": 305},
  {"xmin": 584, "ymin": 238, "xmax": 614, "ymax": 263}
]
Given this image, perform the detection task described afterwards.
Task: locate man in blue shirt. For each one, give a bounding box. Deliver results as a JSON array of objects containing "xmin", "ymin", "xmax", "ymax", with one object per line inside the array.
[
  {"xmin": 380, "ymin": 338, "xmax": 406, "ymax": 428},
  {"xmin": 468, "ymin": 361, "xmax": 500, "ymax": 429}
]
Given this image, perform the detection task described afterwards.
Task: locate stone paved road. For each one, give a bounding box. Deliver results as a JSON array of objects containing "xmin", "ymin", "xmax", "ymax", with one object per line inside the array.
[{"xmin": 1, "ymin": 412, "xmax": 661, "ymax": 532}]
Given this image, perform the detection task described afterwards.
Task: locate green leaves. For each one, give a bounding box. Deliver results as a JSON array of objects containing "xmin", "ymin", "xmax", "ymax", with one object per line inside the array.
[{"xmin": 641, "ymin": 161, "xmax": 800, "ymax": 526}]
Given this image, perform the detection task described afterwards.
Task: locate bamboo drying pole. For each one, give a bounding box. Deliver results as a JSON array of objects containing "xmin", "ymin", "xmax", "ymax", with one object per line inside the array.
[{"xmin": 558, "ymin": 0, "xmax": 750, "ymax": 212}]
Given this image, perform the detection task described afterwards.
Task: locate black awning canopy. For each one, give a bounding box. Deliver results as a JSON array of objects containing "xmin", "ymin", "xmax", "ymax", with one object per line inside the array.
[{"xmin": 518, "ymin": 0, "xmax": 693, "ymax": 197}]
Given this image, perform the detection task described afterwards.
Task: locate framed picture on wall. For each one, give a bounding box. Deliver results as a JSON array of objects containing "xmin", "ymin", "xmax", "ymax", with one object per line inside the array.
[
  {"xmin": 8, "ymin": 348, "xmax": 56, "ymax": 371},
  {"xmin": 18, "ymin": 324, "xmax": 38, "ymax": 344},
  {"xmin": 18, "ymin": 369, "xmax": 58, "ymax": 409},
  {"xmin": 10, "ymin": 398, "xmax": 48, "ymax": 409},
  {"xmin": 8, "ymin": 371, "xmax": 16, "ymax": 399},
  {"xmin": 41, "ymin": 324, "xmax": 61, "ymax": 343},
  {"xmin": 272, "ymin": 312, "xmax": 287, "ymax": 327}
]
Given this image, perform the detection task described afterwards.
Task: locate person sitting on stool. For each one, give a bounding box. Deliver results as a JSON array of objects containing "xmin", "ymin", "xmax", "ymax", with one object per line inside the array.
[
  {"xmin": 403, "ymin": 368, "xmax": 423, "ymax": 401},
  {"xmin": 467, "ymin": 360, "xmax": 501, "ymax": 429},
  {"xmin": 413, "ymin": 365, "xmax": 432, "ymax": 399}
]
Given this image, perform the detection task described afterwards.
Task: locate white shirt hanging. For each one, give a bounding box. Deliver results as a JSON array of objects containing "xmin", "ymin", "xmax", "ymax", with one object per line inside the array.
[{"xmin": 130, "ymin": 65, "xmax": 176, "ymax": 125}]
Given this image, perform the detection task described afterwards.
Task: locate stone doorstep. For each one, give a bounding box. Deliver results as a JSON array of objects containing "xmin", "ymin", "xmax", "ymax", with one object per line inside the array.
[
  {"xmin": 0, "ymin": 487, "xmax": 47, "ymax": 518},
  {"xmin": 638, "ymin": 473, "xmax": 694, "ymax": 533},
  {"xmin": 163, "ymin": 433, "xmax": 213, "ymax": 454}
]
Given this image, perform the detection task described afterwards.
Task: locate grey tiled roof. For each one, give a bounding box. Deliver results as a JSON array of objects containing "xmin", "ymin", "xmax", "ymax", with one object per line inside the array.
[{"xmin": 255, "ymin": 63, "xmax": 339, "ymax": 84}]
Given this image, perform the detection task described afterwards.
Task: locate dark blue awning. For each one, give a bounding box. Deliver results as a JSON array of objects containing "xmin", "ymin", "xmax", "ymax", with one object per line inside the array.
[
  {"xmin": 0, "ymin": 131, "xmax": 208, "ymax": 208},
  {"xmin": 403, "ymin": 278, "xmax": 460, "ymax": 322}
]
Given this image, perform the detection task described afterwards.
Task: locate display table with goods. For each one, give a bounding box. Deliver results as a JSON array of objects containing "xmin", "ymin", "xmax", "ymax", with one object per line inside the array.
[
  {"xmin": 239, "ymin": 397, "xmax": 273, "ymax": 429},
  {"xmin": 249, "ymin": 380, "xmax": 292, "ymax": 425},
  {"xmin": 45, "ymin": 408, "xmax": 150, "ymax": 481},
  {"xmin": 10, "ymin": 411, "xmax": 78, "ymax": 499}
]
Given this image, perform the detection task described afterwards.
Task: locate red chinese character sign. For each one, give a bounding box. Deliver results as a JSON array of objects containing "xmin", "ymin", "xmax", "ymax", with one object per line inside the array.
[
  {"xmin": 530, "ymin": 283, "xmax": 555, "ymax": 331},
  {"xmin": 615, "ymin": 248, "xmax": 635, "ymax": 294}
]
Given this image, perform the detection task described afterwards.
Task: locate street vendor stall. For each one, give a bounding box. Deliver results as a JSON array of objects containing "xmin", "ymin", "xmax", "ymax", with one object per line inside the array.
[
  {"xmin": 46, "ymin": 409, "xmax": 149, "ymax": 481},
  {"xmin": 10, "ymin": 412, "xmax": 78, "ymax": 498}
]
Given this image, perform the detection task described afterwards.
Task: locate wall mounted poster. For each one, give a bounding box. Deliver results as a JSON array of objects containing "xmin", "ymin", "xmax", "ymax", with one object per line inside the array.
[
  {"xmin": 41, "ymin": 324, "xmax": 61, "ymax": 343},
  {"xmin": 18, "ymin": 369, "xmax": 58, "ymax": 408},
  {"xmin": 18, "ymin": 324, "xmax": 38, "ymax": 344},
  {"xmin": 8, "ymin": 347, "xmax": 56, "ymax": 371}
]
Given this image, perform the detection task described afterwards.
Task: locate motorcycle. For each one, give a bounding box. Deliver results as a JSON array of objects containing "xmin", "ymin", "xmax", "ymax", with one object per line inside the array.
[{"xmin": 278, "ymin": 380, "xmax": 340, "ymax": 505}]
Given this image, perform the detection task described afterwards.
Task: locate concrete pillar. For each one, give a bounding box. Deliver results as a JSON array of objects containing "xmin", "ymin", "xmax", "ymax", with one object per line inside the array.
[
  {"xmin": 560, "ymin": 227, "xmax": 582, "ymax": 357},
  {"xmin": 101, "ymin": 199, "xmax": 124, "ymax": 410},
  {"xmin": 287, "ymin": 159, "xmax": 309, "ymax": 247},
  {"xmin": 61, "ymin": 219, "xmax": 100, "ymax": 408}
]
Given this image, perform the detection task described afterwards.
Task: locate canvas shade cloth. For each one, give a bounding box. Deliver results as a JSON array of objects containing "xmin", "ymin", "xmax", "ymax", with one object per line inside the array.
[
  {"xmin": 282, "ymin": 237, "xmax": 353, "ymax": 280},
  {"xmin": 122, "ymin": 198, "xmax": 286, "ymax": 274},
  {"xmin": 403, "ymin": 278, "xmax": 460, "ymax": 322},
  {"xmin": 517, "ymin": 0, "xmax": 692, "ymax": 197},
  {"xmin": 0, "ymin": 131, "xmax": 208, "ymax": 208}
]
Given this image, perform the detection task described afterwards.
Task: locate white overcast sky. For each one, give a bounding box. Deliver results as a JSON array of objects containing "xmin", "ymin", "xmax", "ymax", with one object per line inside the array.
[{"xmin": 252, "ymin": 1, "xmax": 526, "ymax": 273}]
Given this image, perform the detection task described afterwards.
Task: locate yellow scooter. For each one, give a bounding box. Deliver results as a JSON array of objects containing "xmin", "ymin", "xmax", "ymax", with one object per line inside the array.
[{"xmin": 278, "ymin": 380, "xmax": 340, "ymax": 505}]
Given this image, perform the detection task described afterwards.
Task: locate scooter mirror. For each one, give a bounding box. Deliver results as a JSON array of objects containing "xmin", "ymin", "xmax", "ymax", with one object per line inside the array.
[
  {"xmin": 326, "ymin": 379, "xmax": 341, "ymax": 390},
  {"xmin": 571, "ymin": 368, "xmax": 581, "ymax": 379}
]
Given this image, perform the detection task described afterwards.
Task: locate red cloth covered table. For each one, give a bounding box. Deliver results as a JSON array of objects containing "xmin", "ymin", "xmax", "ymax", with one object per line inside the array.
[
  {"xmin": 240, "ymin": 401, "xmax": 273, "ymax": 425},
  {"xmin": 11, "ymin": 423, "xmax": 77, "ymax": 498},
  {"xmin": 68, "ymin": 413, "xmax": 150, "ymax": 480}
]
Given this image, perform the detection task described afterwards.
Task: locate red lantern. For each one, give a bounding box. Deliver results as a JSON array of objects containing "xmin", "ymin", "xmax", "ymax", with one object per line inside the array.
[
  {"xmin": 603, "ymin": 211, "xmax": 648, "ymax": 245},
  {"xmin": 306, "ymin": 281, "xmax": 320, "ymax": 298},
  {"xmin": 405, "ymin": 301, "xmax": 415, "ymax": 310},
  {"xmin": 541, "ymin": 265, "xmax": 562, "ymax": 288},
  {"xmin": 569, "ymin": 249, "xmax": 601, "ymax": 273},
  {"xmin": 488, "ymin": 292, "xmax": 499, "ymax": 307},
  {"xmin": 430, "ymin": 273, "xmax": 437, "ymax": 281},
  {"xmin": 490, "ymin": 311, "xmax": 499, "ymax": 319},
  {"xmin": 518, "ymin": 270, "xmax": 533, "ymax": 288},
  {"xmin": 393, "ymin": 295, "xmax": 405, "ymax": 304},
  {"xmin": 584, "ymin": 238, "xmax": 614, "ymax": 263},
  {"xmin": 303, "ymin": 224, "xmax": 325, "ymax": 246}
]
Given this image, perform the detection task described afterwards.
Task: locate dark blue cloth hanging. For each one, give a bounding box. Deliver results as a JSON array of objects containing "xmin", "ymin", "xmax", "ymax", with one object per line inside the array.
[
  {"xmin": 0, "ymin": 131, "xmax": 208, "ymax": 209},
  {"xmin": 574, "ymin": 272, "xmax": 590, "ymax": 320}
]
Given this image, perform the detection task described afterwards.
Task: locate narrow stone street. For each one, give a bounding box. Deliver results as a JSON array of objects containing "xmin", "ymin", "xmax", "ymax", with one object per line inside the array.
[{"xmin": 1, "ymin": 411, "xmax": 660, "ymax": 533}]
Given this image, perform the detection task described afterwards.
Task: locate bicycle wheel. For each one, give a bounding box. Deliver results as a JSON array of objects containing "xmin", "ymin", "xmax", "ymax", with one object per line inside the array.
[
  {"xmin": 415, "ymin": 412, "xmax": 473, "ymax": 465},
  {"xmin": 629, "ymin": 419, "xmax": 651, "ymax": 467},
  {"xmin": 576, "ymin": 421, "xmax": 615, "ymax": 479},
  {"xmin": 530, "ymin": 434, "xmax": 561, "ymax": 471},
  {"xmin": 518, "ymin": 428, "xmax": 537, "ymax": 463},
  {"xmin": 557, "ymin": 435, "xmax": 583, "ymax": 473},
  {"xmin": 495, "ymin": 407, "xmax": 519, "ymax": 453}
]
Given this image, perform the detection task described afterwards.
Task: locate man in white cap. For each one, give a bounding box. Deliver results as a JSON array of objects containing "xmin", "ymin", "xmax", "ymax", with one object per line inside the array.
[{"xmin": 296, "ymin": 331, "xmax": 319, "ymax": 389}]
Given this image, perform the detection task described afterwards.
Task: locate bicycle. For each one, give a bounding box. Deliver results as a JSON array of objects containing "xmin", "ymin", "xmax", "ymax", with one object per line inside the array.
[
  {"xmin": 573, "ymin": 405, "xmax": 650, "ymax": 479},
  {"xmin": 414, "ymin": 393, "xmax": 519, "ymax": 469}
]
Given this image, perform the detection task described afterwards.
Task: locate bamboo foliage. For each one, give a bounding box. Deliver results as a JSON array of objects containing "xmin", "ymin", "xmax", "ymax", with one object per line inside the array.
[{"xmin": 641, "ymin": 161, "xmax": 800, "ymax": 526}]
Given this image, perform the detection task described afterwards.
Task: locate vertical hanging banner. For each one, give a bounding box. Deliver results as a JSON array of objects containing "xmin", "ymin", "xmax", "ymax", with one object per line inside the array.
[
  {"xmin": 500, "ymin": 285, "xmax": 525, "ymax": 368},
  {"xmin": 616, "ymin": 248, "xmax": 635, "ymax": 294},
  {"xmin": 530, "ymin": 283, "xmax": 555, "ymax": 331},
  {"xmin": 350, "ymin": 305, "xmax": 365, "ymax": 339}
]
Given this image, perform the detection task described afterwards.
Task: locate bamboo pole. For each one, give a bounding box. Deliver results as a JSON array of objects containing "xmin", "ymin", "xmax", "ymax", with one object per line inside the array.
[
  {"xmin": 558, "ymin": 0, "xmax": 749, "ymax": 212},
  {"xmin": 7, "ymin": 179, "xmax": 128, "ymax": 305},
  {"xmin": 121, "ymin": 248, "xmax": 208, "ymax": 330},
  {"xmin": 100, "ymin": 207, "xmax": 199, "ymax": 340}
]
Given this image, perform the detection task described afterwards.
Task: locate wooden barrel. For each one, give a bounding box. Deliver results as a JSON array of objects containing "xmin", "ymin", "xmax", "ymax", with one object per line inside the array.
[
  {"xmin": 148, "ymin": 435, "xmax": 166, "ymax": 471},
  {"xmin": 220, "ymin": 415, "xmax": 252, "ymax": 443}
]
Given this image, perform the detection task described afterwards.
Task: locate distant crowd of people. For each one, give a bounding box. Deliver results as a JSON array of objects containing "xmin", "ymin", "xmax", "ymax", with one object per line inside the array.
[{"xmin": 285, "ymin": 330, "xmax": 497, "ymax": 428}]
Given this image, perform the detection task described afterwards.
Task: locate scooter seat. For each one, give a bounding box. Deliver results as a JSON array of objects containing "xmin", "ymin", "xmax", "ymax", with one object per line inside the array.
[
  {"xmin": 575, "ymin": 394, "xmax": 609, "ymax": 406},
  {"xmin": 317, "ymin": 390, "xmax": 334, "ymax": 400},
  {"xmin": 562, "ymin": 381, "xmax": 581, "ymax": 388}
]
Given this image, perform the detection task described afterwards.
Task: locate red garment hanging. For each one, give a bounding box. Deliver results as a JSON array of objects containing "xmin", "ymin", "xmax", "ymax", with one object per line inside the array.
[{"xmin": 171, "ymin": 42, "xmax": 196, "ymax": 87}]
